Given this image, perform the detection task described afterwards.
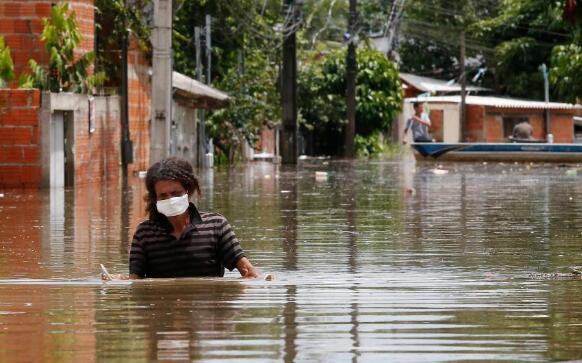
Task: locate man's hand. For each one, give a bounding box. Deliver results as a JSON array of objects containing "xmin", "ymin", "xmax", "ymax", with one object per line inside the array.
[
  {"xmin": 236, "ymin": 257, "xmax": 260, "ymax": 278},
  {"xmin": 101, "ymin": 273, "xmax": 140, "ymax": 281}
]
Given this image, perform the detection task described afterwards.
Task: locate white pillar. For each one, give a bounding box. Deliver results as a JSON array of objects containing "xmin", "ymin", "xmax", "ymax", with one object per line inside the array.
[{"xmin": 150, "ymin": 0, "xmax": 173, "ymax": 163}]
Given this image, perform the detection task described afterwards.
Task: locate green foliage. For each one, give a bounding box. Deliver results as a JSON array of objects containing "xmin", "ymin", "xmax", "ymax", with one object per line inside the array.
[
  {"xmin": 298, "ymin": 48, "xmax": 402, "ymax": 156},
  {"xmin": 474, "ymin": 0, "xmax": 570, "ymax": 99},
  {"xmin": 550, "ymin": 43, "xmax": 582, "ymax": 103},
  {"xmin": 18, "ymin": 60, "xmax": 47, "ymax": 89},
  {"xmin": 208, "ymin": 49, "xmax": 279, "ymax": 163},
  {"xmin": 0, "ymin": 36, "xmax": 15, "ymax": 88},
  {"xmin": 173, "ymin": 0, "xmax": 281, "ymax": 81},
  {"xmin": 399, "ymin": 0, "xmax": 498, "ymax": 80},
  {"xmin": 20, "ymin": 3, "xmax": 105, "ymax": 93},
  {"xmin": 355, "ymin": 132, "xmax": 384, "ymax": 158},
  {"xmin": 95, "ymin": 0, "xmax": 151, "ymax": 88}
]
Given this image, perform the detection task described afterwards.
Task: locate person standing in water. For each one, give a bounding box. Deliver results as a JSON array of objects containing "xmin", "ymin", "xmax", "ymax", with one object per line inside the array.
[
  {"xmin": 107, "ymin": 157, "xmax": 260, "ymax": 279},
  {"xmin": 403, "ymin": 101, "xmax": 434, "ymax": 143}
]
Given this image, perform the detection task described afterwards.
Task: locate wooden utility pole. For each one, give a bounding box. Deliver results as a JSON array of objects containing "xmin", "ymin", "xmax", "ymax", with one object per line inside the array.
[
  {"xmin": 120, "ymin": 0, "xmax": 132, "ymax": 175},
  {"xmin": 344, "ymin": 0, "xmax": 357, "ymax": 158},
  {"xmin": 150, "ymin": 0, "xmax": 173, "ymax": 163},
  {"xmin": 459, "ymin": 30, "xmax": 466, "ymax": 142},
  {"xmin": 281, "ymin": 0, "xmax": 299, "ymax": 164}
]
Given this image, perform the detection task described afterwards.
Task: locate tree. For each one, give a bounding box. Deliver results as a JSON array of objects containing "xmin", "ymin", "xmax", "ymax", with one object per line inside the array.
[
  {"xmin": 19, "ymin": 3, "xmax": 105, "ymax": 93},
  {"xmin": 207, "ymin": 49, "xmax": 279, "ymax": 163},
  {"xmin": 474, "ymin": 0, "xmax": 570, "ymax": 100},
  {"xmin": 0, "ymin": 36, "xmax": 15, "ymax": 88},
  {"xmin": 94, "ymin": 0, "xmax": 151, "ymax": 89},
  {"xmin": 549, "ymin": 1, "xmax": 582, "ymax": 103},
  {"xmin": 398, "ymin": 0, "xmax": 498, "ymax": 81},
  {"xmin": 298, "ymin": 48, "xmax": 402, "ymax": 156}
]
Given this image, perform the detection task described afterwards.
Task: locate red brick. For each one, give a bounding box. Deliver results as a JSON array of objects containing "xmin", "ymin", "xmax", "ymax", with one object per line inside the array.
[
  {"xmin": 20, "ymin": 166, "xmax": 41, "ymax": 184},
  {"xmin": 0, "ymin": 109, "xmax": 39, "ymax": 126},
  {"xmin": 21, "ymin": 147, "xmax": 39, "ymax": 163},
  {"xmin": 3, "ymin": 3, "xmax": 21, "ymax": 17},
  {"xmin": 4, "ymin": 34, "xmax": 33, "ymax": 50},
  {"xmin": 0, "ymin": 127, "xmax": 32, "ymax": 145},
  {"xmin": 0, "ymin": 146, "xmax": 23, "ymax": 162},
  {"xmin": 12, "ymin": 19, "xmax": 32, "ymax": 33},
  {"xmin": 0, "ymin": 90, "xmax": 28, "ymax": 107},
  {"xmin": 30, "ymin": 90, "xmax": 40, "ymax": 106},
  {"xmin": 30, "ymin": 19, "xmax": 43, "ymax": 33},
  {"xmin": 30, "ymin": 126, "xmax": 39, "ymax": 144},
  {"xmin": 35, "ymin": 3, "xmax": 52, "ymax": 18},
  {"xmin": 0, "ymin": 166, "xmax": 21, "ymax": 181},
  {"xmin": 0, "ymin": 21, "xmax": 13, "ymax": 33},
  {"xmin": 11, "ymin": 50, "xmax": 35, "ymax": 66},
  {"xmin": 20, "ymin": 3, "xmax": 37, "ymax": 17}
]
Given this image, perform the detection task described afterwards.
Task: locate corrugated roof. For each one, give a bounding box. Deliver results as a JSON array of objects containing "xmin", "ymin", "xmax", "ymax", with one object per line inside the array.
[
  {"xmin": 400, "ymin": 72, "xmax": 488, "ymax": 93},
  {"xmin": 407, "ymin": 95, "xmax": 580, "ymax": 110},
  {"xmin": 172, "ymin": 72, "xmax": 229, "ymax": 107}
]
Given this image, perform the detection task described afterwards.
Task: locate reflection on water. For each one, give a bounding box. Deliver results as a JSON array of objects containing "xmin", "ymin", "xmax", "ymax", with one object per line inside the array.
[{"xmin": 1, "ymin": 157, "xmax": 582, "ymax": 362}]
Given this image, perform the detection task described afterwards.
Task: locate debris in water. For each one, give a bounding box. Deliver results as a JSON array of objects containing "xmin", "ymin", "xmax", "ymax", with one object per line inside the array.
[
  {"xmin": 315, "ymin": 171, "xmax": 328, "ymax": 181},
  {"xmin": 565, "ymin": 168, "xmax": 578, "ymax": 176},
  {"xmin": 431, "ymin": 168, "xmax": 448, "ymax": 175}
]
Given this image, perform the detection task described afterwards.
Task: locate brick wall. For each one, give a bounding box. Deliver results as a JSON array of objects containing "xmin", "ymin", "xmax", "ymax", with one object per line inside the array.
[
  {"xmin": 464, "ymin": 105, "xmax": 485, "ymax": 142},
  {"xmin": 551, "ymin": 113, "xmax": 574, "ymax": 143},
  {"xmin": 484, "ymin": 114, "xmax": 503, "ymax": 142},
  {"xmin": 0, "ymin": 0, "xmax": 94, "ymax": 81},
  {"xmin": 74, "ymin": 96, "xmax": 121, "ymax": 185},
  {"xmin": 256, "ymin": 126, "xmax": 275, "ymax": 154},
  {"xmin": 0, "ymin": 89, "xmax": 41, "ymax": 189},
  {"xmin": 429, "ymin": 110, "xmax": 443, "ymax": 142},
  {"xmin": 127, "ymin": 38, "xmax": 151, "ymax": 175}
]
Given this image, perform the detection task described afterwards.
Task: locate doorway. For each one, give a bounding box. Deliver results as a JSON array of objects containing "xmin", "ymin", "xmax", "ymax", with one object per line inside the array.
[{"xmin": 50, "ymin": 111, "xmax": 75, "ymax": 188}]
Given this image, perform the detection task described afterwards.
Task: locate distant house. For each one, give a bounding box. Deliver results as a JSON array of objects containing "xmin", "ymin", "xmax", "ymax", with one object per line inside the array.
[
  {"xmin": 171, "ymin": 72, "xmax": 229, "ymax": 164},
  {"xmin": 399, "ymin": 95, "xmax": 582, "ymax": 144}
]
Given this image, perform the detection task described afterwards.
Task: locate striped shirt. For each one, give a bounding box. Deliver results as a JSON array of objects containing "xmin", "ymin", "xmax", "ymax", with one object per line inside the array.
[{"xmin": 129, "ymin": 204, "xmax": 245, "ymax": 278}]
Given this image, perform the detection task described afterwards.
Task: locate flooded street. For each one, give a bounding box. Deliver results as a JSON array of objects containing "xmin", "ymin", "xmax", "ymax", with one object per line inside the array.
[{"xmin": 1, "ymin": 156, "xmax": 582, "ymax": 362}]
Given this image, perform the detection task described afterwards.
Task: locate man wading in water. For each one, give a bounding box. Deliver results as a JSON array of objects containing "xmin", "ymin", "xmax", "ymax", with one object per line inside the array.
[
  {"xmin": 403, "ymin": 101, "xmax": 434, "ymax": 143},
  {"xmin": 104, "ymin": 157, "xmax": 260, "ymax": 280}
]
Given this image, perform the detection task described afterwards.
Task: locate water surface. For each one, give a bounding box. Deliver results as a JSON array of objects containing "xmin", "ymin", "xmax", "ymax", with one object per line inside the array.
[{"xmin": 1, "ymin": 156, "xmax": 582, "ymax": 362}]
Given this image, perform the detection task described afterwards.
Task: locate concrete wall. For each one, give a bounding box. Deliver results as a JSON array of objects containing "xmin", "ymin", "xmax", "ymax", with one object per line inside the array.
[
  {"xmin": 0, "ymin": 89, "xmax": 41, "ymax": 188},
  {"xmin": 172, "ymin": 99, "xmax": 197, "ymax": 165},
  {"xmin": 40, "ymin": 92, "xmax": 121, "ymax": 187}
]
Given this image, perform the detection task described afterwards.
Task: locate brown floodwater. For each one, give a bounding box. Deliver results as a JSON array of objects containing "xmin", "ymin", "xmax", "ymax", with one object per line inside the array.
[{"xmin": 1, "ymin": 155, "xmax": 582, "ymax": 362}]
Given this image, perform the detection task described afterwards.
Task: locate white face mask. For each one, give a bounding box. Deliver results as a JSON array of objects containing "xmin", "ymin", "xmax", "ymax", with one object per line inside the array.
[{"xmin": 156, "ymin": 194, "xmax": 190, "ymax": 217}]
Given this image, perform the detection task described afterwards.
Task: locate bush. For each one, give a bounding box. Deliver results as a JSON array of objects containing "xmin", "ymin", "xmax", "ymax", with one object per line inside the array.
[
  {"xmin": 0, "ymin": 36, "xmax": 15, "ymax": 88},
  {"xmin": 298, "ymin": 48, "xmax": 402, "ymax": 156}
]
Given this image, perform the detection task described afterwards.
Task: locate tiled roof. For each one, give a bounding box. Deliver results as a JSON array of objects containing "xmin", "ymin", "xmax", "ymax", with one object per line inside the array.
[
  {"xmin": 407, "ymin": 95, "xmax": 579, "ymax": 110},
  {"xmin": 400, "ymin": 73, "xmax": 488, "ymax": 93},
  {"xmin": 172, "ymin": 72, "xmax": 229, "ymax": 107}
]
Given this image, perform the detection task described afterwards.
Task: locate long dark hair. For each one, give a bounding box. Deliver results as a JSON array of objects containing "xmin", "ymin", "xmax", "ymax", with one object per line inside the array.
[{"xmin": 144, "ymin": 157, "xmax": 201, "ymax": 226}]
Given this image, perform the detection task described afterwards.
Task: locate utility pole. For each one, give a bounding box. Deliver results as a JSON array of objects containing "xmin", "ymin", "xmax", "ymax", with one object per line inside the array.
[
  {"xmin": 206, "ymin": 15, "xmax": 212, "ymax": 85},
  {"xmin": 150, "ymin": 0, "xmax": 173, "ymax": 163},
  {"xmin": 459, "ymin": 30, "xmax": 466, "ymax": 142},
  {"xmin": 281, "ymin": 0, "xmax": 300, "ymax": 164},
  {"xmin": 344, "ymin": 0, "xmax": 357, "ymax": 158},
  {"xmin": 195, "ymin": 26, "xmax": 207, "ymax": 168},
  {"xmin": 120, "ymin": 0, "xmax": 132, "ymax": 175},
  {"xmin": 540, "ymin": 63, "xmax": 551, "ymax": 138}
]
